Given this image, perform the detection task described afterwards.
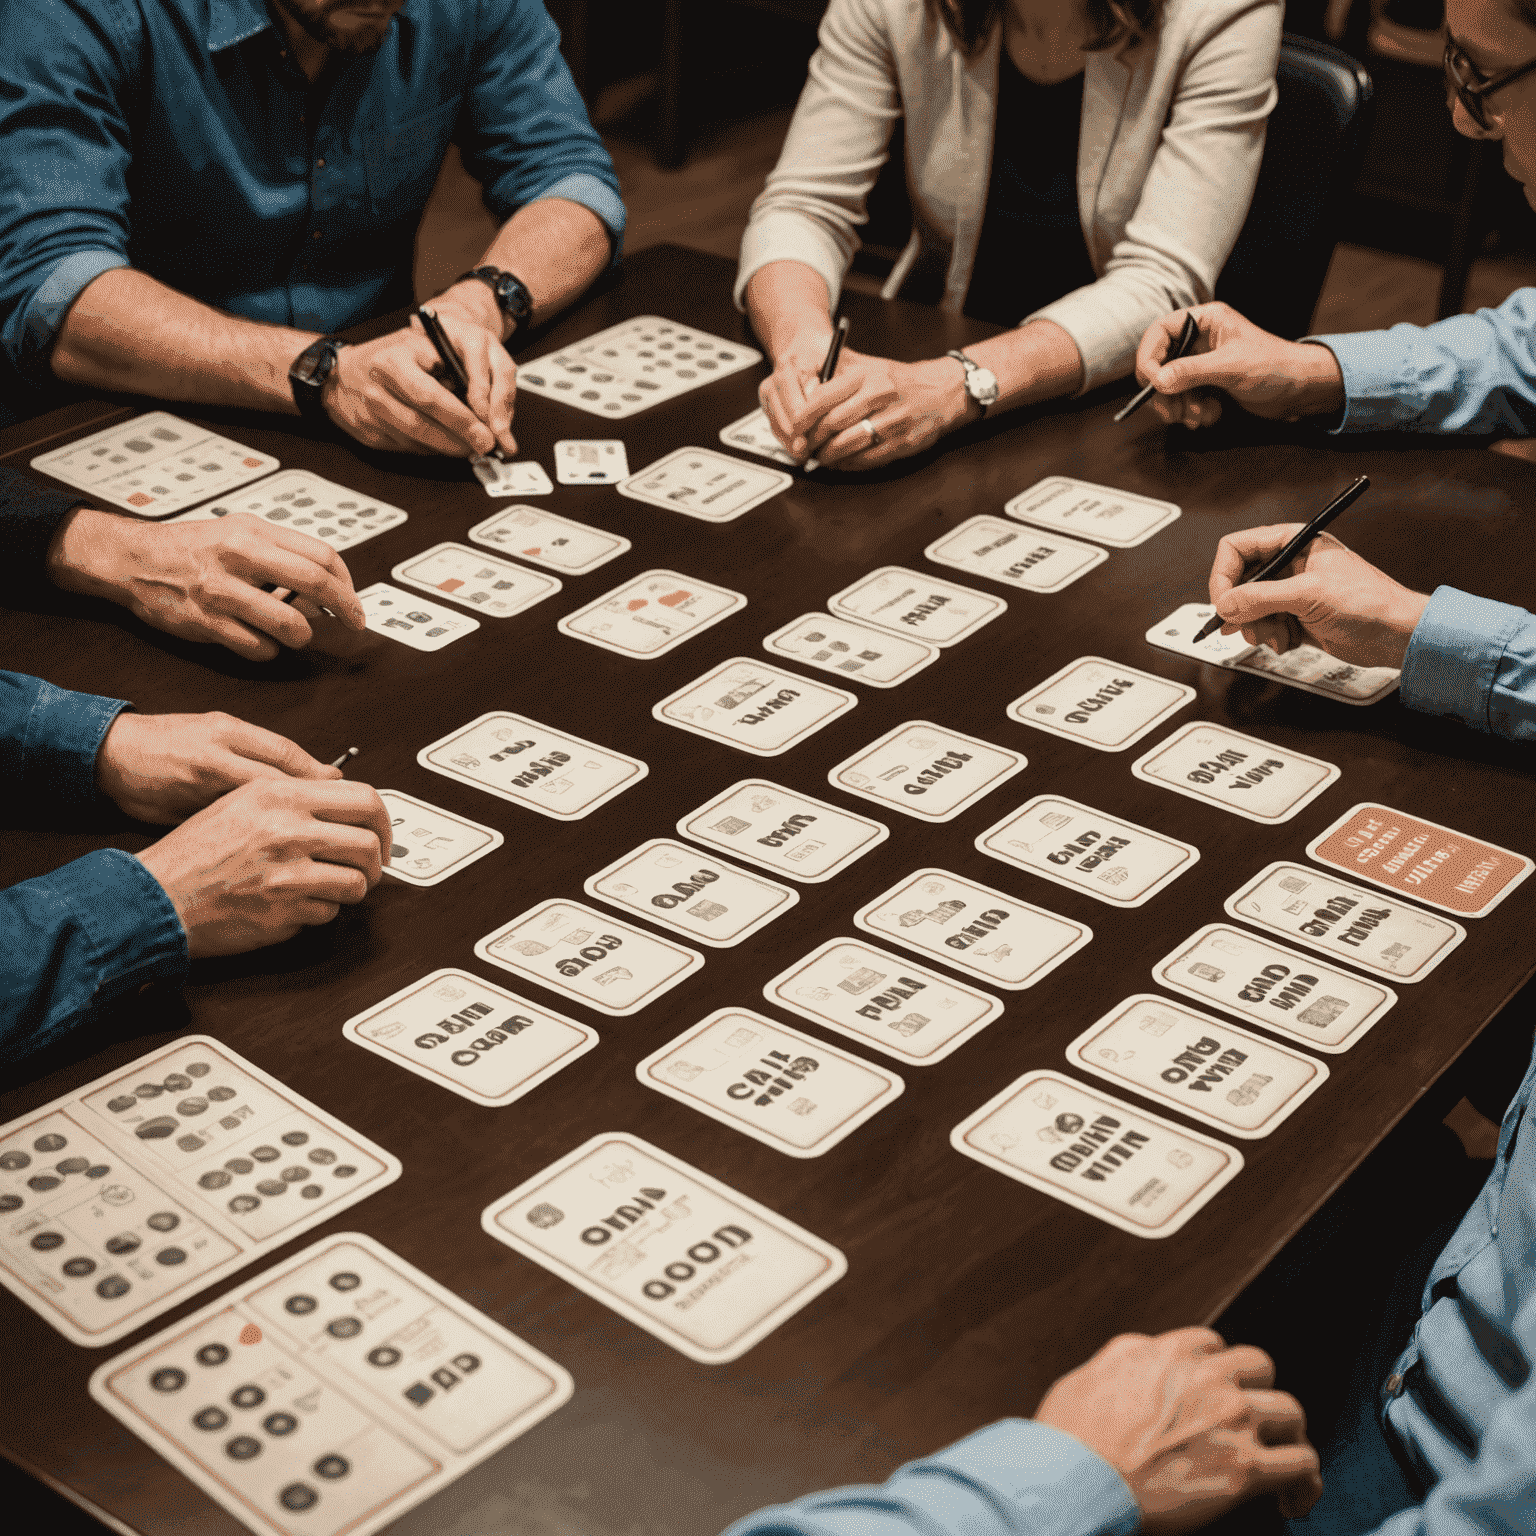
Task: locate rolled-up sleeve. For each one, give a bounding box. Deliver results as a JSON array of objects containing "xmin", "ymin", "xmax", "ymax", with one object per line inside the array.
[
  {"xmin": 1400, "ymin": 586, "xmax": 1536, "ymax": 742},
  {"xmin": 0, "ymin": 669, "xmax": 128, "ymax": 814}
]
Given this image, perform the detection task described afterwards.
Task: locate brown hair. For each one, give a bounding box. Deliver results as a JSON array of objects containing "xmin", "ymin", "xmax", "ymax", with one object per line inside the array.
[{"xmin": 928, "ymin": 0, "xmax": 1164, "ymax": 54}]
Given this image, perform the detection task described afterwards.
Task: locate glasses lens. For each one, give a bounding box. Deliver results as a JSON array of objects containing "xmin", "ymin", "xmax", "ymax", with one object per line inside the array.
[{"xmin": 1445, "ymin": 45, "xmax": 1492, "ymax": 128}]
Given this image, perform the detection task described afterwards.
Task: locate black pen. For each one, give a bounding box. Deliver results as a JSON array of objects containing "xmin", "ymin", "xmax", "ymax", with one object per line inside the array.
[
  {"xmin": 329, "ymin": 747, "xmax": 360, "ymax": 773},
  {"xmin": 818, "ymin": 316, "xmax": 850, "ymax": 384},
  {"xmin": 417, "ymin": 306, "xmax": 470, "ymax": 400},
  {"xmin": 1192, "ymin": 475, "xmax": 1372, "ymax": 644},
  {"xmin": 1115, "ymin": 311, "xmax": 1199, "ymax": 424}
]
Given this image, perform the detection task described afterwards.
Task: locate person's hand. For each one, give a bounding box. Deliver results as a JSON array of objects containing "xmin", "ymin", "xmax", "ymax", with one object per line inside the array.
[
  {"xmin": 137, "ymin": 779, "xmax": 391, "ymax": 959},
  {"xmin": 96, "ymin": 711, "xmax": 342, "ymax": 824},
  {"xmin": 1133, "ymin": 304, "xmax": 1346, "ymax": 430},
  {"xmin": 47, "ymin": 509, "xmax": 365, "ymax": 661},
  {"xmin": 1209, "ymin": 525, "xmax": 1430, "ymax": 667},
  {"xmin": 1035, "ymin": 1328, "xmax": 1322, "ymax": 1534}
]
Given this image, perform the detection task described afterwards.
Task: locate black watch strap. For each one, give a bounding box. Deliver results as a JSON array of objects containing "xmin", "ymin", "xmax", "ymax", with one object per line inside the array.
[
  {"xmin": 458, "ymin": 266, "xmax": 533, "ymax": 333},
  {"xmin": 289, "ymin": 337, "xmax": 347, "ymax": 424}
]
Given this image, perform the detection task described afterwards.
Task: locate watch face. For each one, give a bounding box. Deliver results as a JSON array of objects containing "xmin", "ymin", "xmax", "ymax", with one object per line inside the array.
[
  {"xmin": 973, "ymin": 367, "xmax": 1000, "ymax": 403},
  {"xmin": 292, "ymin": 343, "xmax": 335, "ymax": 388}
]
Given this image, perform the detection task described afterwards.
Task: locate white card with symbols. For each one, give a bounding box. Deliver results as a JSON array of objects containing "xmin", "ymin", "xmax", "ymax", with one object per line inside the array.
[
  {"xmin": 924, "ymin": 515, "xmax": 1107, "ymax": 593},
  {"xmin": 1005, "ymin": 476, "xmax": 1180, "ymax": 548},
  {"xmin": 827, "ymin": 565, "xmax": 1006, "ymax": 647},
  {"xmin": 169, "ymin": 470, "xmax": 407, "ymax": 550},
  {"xmin": 617, "ymin": 447, "xmax": 792, "ymax": 522},
  {"xmin": 467, "ymin": 503, "xmax": 630, "ymax": 575},
  {"xmin": 377, "ymin": 791, "xmax": 502, "ymax": 887},
  {"xmin": 481, "ymin": 1133, "xmax": 844, "ymax": 1362},
  {"xmin": 1007, "ymin": 658, "xmax": 1195, "ymax": 752},
  {"xmin": 678, "ymin": 779, "xmax": 888, "ymax": 883},
  {"xmin": 718, "ymin": 407, "xmax": 818, "ymax": 470},
  {"xmin": 1067, "ymin": 995, "xmax": 1328, "ymax": 1139},
  {"xmin": 828, "ymin": 720, "xmax": 1026, "ymax": 823},
  {"xmin": 359, "ymin": 584, "xmax": 479, "ymax": 652},
  {"xmin": 554, "ymin": 439, "xmax": 629, "ymax": 484},
  {"xmin": 470, "ymin": 458, "xmax": 554, "ymax": 497},
  {"xmin": 951, "ymin": 1072, "xmax": 1242, "ymax": 1238},
  {"xmin": 418, "ymin": 711, "xmax": 646, "ymax": 820},
  {"xmin": 342, "ymin": 969, "xmax": 597, "ymax": 1107},
  {"xmin": 32, "ymin": 412, "xmax": 279, "ymax": 517},
  {"xmin": 637, "ymin": 1008, "xmax": 903, "ymax": 1159},
  {"xmin": 585, "ymin": 839, "xmax": 798, "ymax": 948},
  {"xmin": 1153, "ymin": 923, "xmax": 1396, "ymax": 1052},
  {"xmin": 0, "ymin": 1038, "xmax": 399, "ymax": 1347},
  {"xmin": 89, "ymin": 1233, "xmax": 572, "ymax": 1536},
  {"xmin": 1132, "ymin": 722, "xmax": 1340, "ymax": 824},
  {"xmin": 516, "ymin": 317, "xmax": 761, "ymax": 418},
  {"xmin": 557, "ymin": 569, "xmax": 745, "ymax": 658},
  {"xmin": 763, "ymin": 937, "xmax": 1003, "ymax": 1066},
  {"xmin": 762, "ymin": 612, "xmax": 938, "ymax": 688},
  {"xmin": 976, "ymin": 796, "xmax": 1198, "ymax": 908},
  {"xmin": 1224, "ymin": 862, "xmax": 1465, "ymax": 983},
  {"xmin": 854, "ymin": 869, "xmax": 1092, "ymax": 990},
  {"xmin": 654, "ymin": 658, "xmax": 857, "ymax": 756},
  {"xmin": 391, "ymin": 543, "xmax": 560, "ymax": 619},
  {"xmin": 475, "ymin": 899, "xmax": 703, "ymax": 1017}
]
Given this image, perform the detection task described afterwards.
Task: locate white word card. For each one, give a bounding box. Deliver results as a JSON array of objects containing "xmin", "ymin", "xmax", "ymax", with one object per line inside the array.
[
  {"xmin": 829, "ymin": 721, "xmax": 1026, "ymax": 823},
  {"xmin": 924, "ymin": 515, "xmax": 1107, "ymax": 594},
  {"xmin": 378, "ymin": 791, "xmax": 502, "ymax": 888},
  {"xmin": 89, "ymin": 1233, "xmax": 571, "ymax": 1536},
  {"xmin": 637, "ymin": 1009, "xmax": 902, "ymax": 1159},
  {"xmin": 719, "ymin": 407, "xmax": 818, "ymax": 470},
  {"xmin": 516, "ymin": 317, "xmax": 761, "ymax": 418},
  {"xmin": 952, "ymin": 1073, "xmax": 1241, "ymax": 1238},
  {"xmin": 976, "ymin": 796, "xmax": 1198, "ymax": 909},
  {"xmin": 1068, "ymin": 995, "xmax": 1328, "ymax": 1140},
  {"xmin": 1225, "ymin": 861, "xmax": 1465, "ymax": 983},
  {"xmin": 762, "ymin": 612, "xmax": 939, "ymax": 688},
  {"xmin": 0, "ymin": 1038, "xmax": 399, "ymax": 1347},
  {"xmin": 585, "ymin": 839, "xmax": 797, "ymax": 948},
  {"xmin": 419, "ymin": 711, "xmax": 645, "ymax": 821},
  {"xmin": 558, "ymin": 569, "xmax": 745, "ymax": 659},
  {"xmin": 1008, "ymin": 657, "xmax": 1195, "ymax": 752},
  {"xmin": 391, "ymin": 544, "xmax": 560, "ymax": 619},
  {"xmin": 555, "ymin": 439, "xmax": 629, "ymax": 484},
  {"xmin": 476, "ymin": 900, "xmax": 702, "ymax": 1017},
  {"xmin": 470, "ymin": 458, "xmax": 553, "ymax": 497},
  {"xmin": 1153, "ymin": 924, "xmax": 1396, "ymax": 1053},
  {"xmin": 359, "ymin": 584, "xmax": 478, "ymax": 652},
  {"xmin": 33, "ymin": 413, "xmax": 279, "ymax": 517},
  {"xmin": 855, "ymin": 869, "xmax": 1091, "ymax": 990},
  {"xmin": 481, "ymin": 1133, "xmax": 844, "ymax": 1362},
  {"xmin": 618, "ymin": 447, "xmax": 792, "ymax": 523},
  {"xmin": 654, "ymin": 658, "xmax": 856, "ymax": 756},
  {"xmin": 1005, "ymin": 476, "xmax": 1180, "ymax": 548},
  {"xmin": 467, "ymin": 503, "xmax": 630, "ymax": 575},
  {"xmin": 827, "ymin": 566, "xmax": 1005, "ymax": 648},
  {"xmin": 1132, "ymin": 722, "xmax": 1340, "ymax": 825},
  {"xmin": 678, "ymin": 779, "xmax": 888, "ymax": 883},
  {"xmin": 764, "ymin": 938, "xmax": 1003, "ymax": 1066},
  {"xmin": 342, "ymin": 970, "xmax": 597, "ymax": 1108},
  {"xmin": 171, "ymin": 470, "xmax": 408, "ymax": 552}
]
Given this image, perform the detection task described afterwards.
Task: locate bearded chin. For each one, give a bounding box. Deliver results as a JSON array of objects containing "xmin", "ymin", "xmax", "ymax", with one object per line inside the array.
[{"xmin": 278, "ymin": 2, "xmax": 394, "ymax": 55}]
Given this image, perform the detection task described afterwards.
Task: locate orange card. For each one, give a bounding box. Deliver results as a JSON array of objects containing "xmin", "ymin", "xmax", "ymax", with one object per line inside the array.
[{"xmin": 1307, "ymin": 802, "xmax": 1533, "ymax": 918}]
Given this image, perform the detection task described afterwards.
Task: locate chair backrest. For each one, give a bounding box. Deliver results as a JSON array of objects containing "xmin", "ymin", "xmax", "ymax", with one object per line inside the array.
[{"xmin": 1214, "ymin": 34, "xmax": 1375, "ymax": 338}]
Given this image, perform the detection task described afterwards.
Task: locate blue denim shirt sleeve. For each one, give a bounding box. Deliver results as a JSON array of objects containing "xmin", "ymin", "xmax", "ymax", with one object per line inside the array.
[
  {"xmin": 720, "ymin": 1421, "xmax": 1141, "ymax": 1536},
  {"xmin": 0, "ymin": 668, "xmax": 128, "ymax": 812},
  {"xmin": 1400, "ymin": 587, "xmax": 1536, "ymax": 742}
]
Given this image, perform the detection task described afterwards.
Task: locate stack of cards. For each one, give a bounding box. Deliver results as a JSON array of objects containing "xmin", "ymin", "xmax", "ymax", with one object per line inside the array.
[
  {"xmin": 1005, "ymin": 477, "xmax": 1180, "ymax": 547},
  {"xmin": 170, "ymin": 470, "xmax": 407, "ymax": 551},
  {"xmin": 619, "ymin": 448, "xmax": 791, "ymax": 523},
  {"xmin": 468, "ymin": 504, "xmax": 630, "ymax": 575}
]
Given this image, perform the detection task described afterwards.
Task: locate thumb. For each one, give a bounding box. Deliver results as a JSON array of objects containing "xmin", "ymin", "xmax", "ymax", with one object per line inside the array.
[
  {"xmin": 1216, "ymin": 575, "xmax": 1317, "ymax": 629},
  {"xmin": 1152, "ymin": 354, "xmax": 1217, "ymax": 395}
]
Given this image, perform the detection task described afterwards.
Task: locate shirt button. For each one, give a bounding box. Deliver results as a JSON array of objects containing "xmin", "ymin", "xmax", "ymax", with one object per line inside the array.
[
  {"xmin": 1385, "ymin": 1373, "xmax": 1405, "ymax": 1395},
  {"xmin": 316, "ymin": 158, "xmax": 325, "ymax": 169},
  {"xmin": 311, "ymin": 230, "xmax": 322, "ymax": 241}
]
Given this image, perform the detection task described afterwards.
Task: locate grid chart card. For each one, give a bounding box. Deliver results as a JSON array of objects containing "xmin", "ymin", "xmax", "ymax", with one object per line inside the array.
[
  {"xmin": 359, "ymin": 584, "xmax": 479, "ymax": 652},
  {"xmin": 763, "ymin": 938, "xmax": 1004, "ymax": 1066},
  {"xmin": 924, "ymin": 515, "xmax": 1107, "ymax": 594},
  {"xmin": 1067, "ymin": 995, "xmax": 1328, "ymax": 1139},
  {"xmin": 378, "ymin": 791, "xmax": 502, "ymax": 888},
  {"xmin": 719, "ymin": 407, "xmax": 818, "ymax": 470},
  {"xmin": 1131, "ymin": 722, "xmax": 1340, "ymax": 825},
  {"xmin": 391, "ymin": 544, "xmax": 561, "ymax": 619},
  {"xmin": 654, "ymin": 658, "xmax": 857, "ymax": 756},
  {"xmin": 32, "ymin": 413, "xmax": 279, "ymax": 517},
  {"xmin": 617, "ymin": 448, "xmax": 792, "ymax": 523},
  {"xmin": 636, "ymin": 1009, "xmax": 903, "ymax": 1159},
  {"xmin": 762, "ymin": 612, "xmax": 939, "ymax": 689},
  {"xmin": 467, "ymin": 504, "xmax": 631, "ymax": 575},
  {"xmin": 1153, "ymin": 924, "xmax": 1396, "ymax": 1053},
  {"xmin": 854, "ymin": 869, "xmax": 1092, "ymax": 990},
  {"xmin": 169, "ymin": 470, "xmax": 406, "ymax": 551},
  {"xmin": 1007, "ymin": 658, "xmax": 1195, "ymax": 752},
  {"xmin": 418, "ymin": 711, "xmax": 646, "ymax": 820},
  {"xmin": 515, "ymin": 317, "xmax": 761, "ymax": 418},
  {"xmin": 1005, "ymin": 476, "xmax": 1180, "ymax": 548},
  {"xmin": 827, "ymin": 566, "xmax": 1006, "ymax": 648},
  {"xmin": 557, "ymin": 569, "xmax": 745, "ymax": 659},
  {"xmin": 0, "ymin": 1038, "xmax": 399, "ymax": 1347},
  {"xmin": 828, "ymin": 720, "xmax": 1026, "ymax": 824},
  {"xmin": 88, "ymin": 1233, "xmax": 572, "ymax": 1536},
  {"xmin": 1224, "ymin": 862, "xmax": 1466, "ymax": 983},
  {"xmin": 343, "ymin": 970, "xmax": 598, "ymax": 1108},
  {"xmin": 481, "ymin": 1133, "xmax": 845, "ymax": 1363},
  {"xmin": 951, "ymin": 1073, "xmax": 1242, "ymax": 1238}
]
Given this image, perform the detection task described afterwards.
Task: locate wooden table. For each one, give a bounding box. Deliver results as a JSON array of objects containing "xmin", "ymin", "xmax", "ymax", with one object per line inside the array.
[{"xmin": 2, "ymin": 245, "xmax": 1533, "ymax": 1536}]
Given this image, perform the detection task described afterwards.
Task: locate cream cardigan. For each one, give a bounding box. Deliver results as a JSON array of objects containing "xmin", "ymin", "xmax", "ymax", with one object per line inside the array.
[{"xmin": 735, "ymin": 0, "xmax": 1282, "ymax": 390}]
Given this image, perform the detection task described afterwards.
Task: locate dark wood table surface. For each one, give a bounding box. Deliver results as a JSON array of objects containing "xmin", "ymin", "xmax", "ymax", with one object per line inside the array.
[{"xmin": 2, "ymin": 245, "xmax": 1533, "ymax": 1536}]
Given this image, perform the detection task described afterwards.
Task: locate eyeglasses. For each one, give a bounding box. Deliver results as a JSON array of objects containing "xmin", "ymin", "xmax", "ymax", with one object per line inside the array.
[{"xmin": 1444, "ymin": 37, "xmax": 1536, "ymax": 131}]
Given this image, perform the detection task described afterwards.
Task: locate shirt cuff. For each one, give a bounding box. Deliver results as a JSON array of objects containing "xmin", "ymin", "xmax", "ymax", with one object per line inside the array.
[
  {"xmin": 1304, "ymin": 331, "xmax": 1413, "ymax": 434},
  {"xmin": 20, "ymin": 679, "xmax": 129, "ymax": 809},
  {"xmin": 528, "ymin": 172, "xmax": 626, "ymax": 255},
  {"xmin": 1400, "ymin": 586, "xmax": 1526, "ymax": 733},
  {"xmin": 18, "ymin": 250, "xmax": 131, "ymax": 381},
  {"xmin": 51, "ymin": 846, "xmax": 188, "ymax": 983}
]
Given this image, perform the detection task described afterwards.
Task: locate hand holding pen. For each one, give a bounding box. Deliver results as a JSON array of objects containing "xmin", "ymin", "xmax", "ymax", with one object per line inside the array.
[{"xmin": 414, "ymin": 302, "xmax": 518, "ymax": 460}]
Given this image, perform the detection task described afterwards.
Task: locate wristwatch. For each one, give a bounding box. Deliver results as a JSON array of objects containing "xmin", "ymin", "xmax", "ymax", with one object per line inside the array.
[
  {"xmin": 946, "ymin": 349, "xmax": 1000, "ymax": 415},
  {"xmin": 289, "ymin": 337, "xmax": 348, "ymax": 425},
  {"xmin": 457, "ymin": 266, "xmax": 533, "ymax": 336}
]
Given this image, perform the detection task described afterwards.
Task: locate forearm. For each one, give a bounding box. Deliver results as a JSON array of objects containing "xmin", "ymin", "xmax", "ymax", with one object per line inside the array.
[
  {"xmin": 745, "ymin": 261, "xmax": 835, "ymax": 363},
  {"xmin": 968, "ymin": 320, "xmax": 1085, "ymax": 410}
]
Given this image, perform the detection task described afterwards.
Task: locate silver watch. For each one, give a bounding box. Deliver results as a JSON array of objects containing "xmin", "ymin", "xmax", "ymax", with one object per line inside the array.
[{"xmin": 946, "ymin": 349, "xmax": 999, "ymax": 414}]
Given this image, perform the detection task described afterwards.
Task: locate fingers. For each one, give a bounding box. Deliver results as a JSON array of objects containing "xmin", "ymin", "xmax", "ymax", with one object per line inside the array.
[
  {"xmin": 1245, "ymin": 1439, "xmax": 1323, "ymax": 1503},
  {"xmin": 1134, "ymin": 309, "xmax": 1192, "ymax": 385},
  {"xmin": 1277, "ymin": 1468, "xmax": 1325, "ymax": 1520},
  {"xmin": 1209, "ymin": 525, "xmax": 1304, "ymax": 603},
  {"xmin": 223, "ymin": 529, "xmax": 364, "ymax": 631},
  {"xmin": 376, "ymin": 350, "xmax": 496, "ymax": 457},
  {"xmin": 216, "ymin": 719, "xmax": 334, "ymax": 781},
  {"xmin": 1214, "ymin": 1344, "xmax": 1277, "ymax": 1389},
  {"xmin": 1217, "ymin": 573, "xmax": 1320, "ymax": 629},
  {"xmin": 760, "ymin": 365, "xmax": 812, "ymax": 454},
  {"xmin": 790, "ymin": 372, "xmax": 864, "ymax": 445},
  {"xmin": 1247, "ymin": 1390, "xmax": 1307, "ymax": 1442},
  {"xmin": 295, "ymin": 821, "xmax": 386, "ymax": 890},
  {"xmin": 305, "ymin": 782, "xmax": 392, "ymax": 866},
  {"xmin": 485, "ymin": 343, "xmax": 518, "ymax": 457}
]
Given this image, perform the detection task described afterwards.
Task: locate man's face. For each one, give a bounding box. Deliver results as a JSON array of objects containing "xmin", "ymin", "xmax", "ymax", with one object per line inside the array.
[
  {"xmin": 1446, "ymin": 0, "xmax": 1536, "ymax": 208},
  {"xmin": 271, "ymin": 0, "xmax": 405, "ymax": 54}
]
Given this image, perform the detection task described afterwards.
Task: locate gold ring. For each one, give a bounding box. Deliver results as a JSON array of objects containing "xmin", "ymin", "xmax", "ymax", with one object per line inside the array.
[{"xmin": 860, "ymin": 417, "xmax": 883, "ymax": 447}]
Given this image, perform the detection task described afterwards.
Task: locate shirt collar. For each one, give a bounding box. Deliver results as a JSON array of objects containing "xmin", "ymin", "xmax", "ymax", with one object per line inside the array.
[{"xmin": 208, "ymin": 0, "xmax": 274, "ymax": 53}]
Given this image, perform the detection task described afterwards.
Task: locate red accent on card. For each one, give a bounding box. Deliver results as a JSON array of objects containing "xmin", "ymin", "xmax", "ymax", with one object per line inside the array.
[
  {"xmin": 238, "ymin": 1323, "xmax": 262, "ymax": 1345},
  {"xmin": 126, "ymin": 492, "xmax": 155, "ymax": 507},
  {"xmin": 658, "ymin": 590, "xmax": 689, "ymax": 607},
  {"xmin": 437, "ymin": 578, "xmax": 464, "ymax": 592}
]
